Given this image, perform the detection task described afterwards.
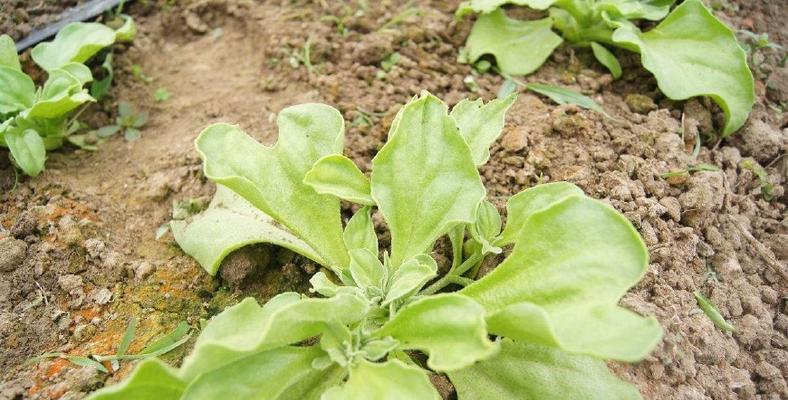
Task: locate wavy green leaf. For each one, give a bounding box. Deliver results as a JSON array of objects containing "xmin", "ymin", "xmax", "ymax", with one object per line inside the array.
[
  {"xmin": 461, "ymin": 10, "xmax": 562, "ymax": 76},
  {"xmin": 5, "ymin": 128, "xmax": 46, "ymax": 176},
  {"xmin": 463, "ymin": 195, "xmax": 662, "ymax": 361},
  {"xmin": 349, "ymin": 248, "xmax": 386, "ymax": 290},
  {"xmin": 28, "ymin": 69, "xmax": 94, "ymax": 118},
  {"xmin": 171, "ymin": 185, "xmax": 325, "ymax": 275},
  {"xmin": 179, "ymin": 294, "xmax": 367, "ymax": 381},
  {"xmin": 86, "ymin": 359, "xmax": 185, "ymax": 400},
  {"xmin": 375, "ymin": 293, "xmax": 497, "ymax": 371},
  {"xmin": 612, "ymin": 0, "xmax": 754, "ymax": 136},
  {"xmin": 304, "ymin": 154, "xmax": 374, "ymax": 205},
  {"xmin": 448, "ymin": 339, "xmax": 641, "ymax": 400},
  {"xmin": 322, "ymin": 359, "xmax": 440, "ymax": 400},
  {"xmin": 195, "ymin": 105, "xmax": 349, "ymax": 268},
  {"xmin": 183, "ymin": 346, "xmax": 342, "ymax": 400},
  {"xmin": 450, "ymin": 94, "xmax": 516, "ymax": 166},
  {"xmin": 590, "ymin": 42, "xmax": 622, "ymax": 79},
  {"xmin": 115, "ymin": 15, "xmax": 137, "ymax": 42},
  {"xmin": 371, "ymin": 93, "xmax": 485, "ymax": 267},
  {"xmin": 31, "ymin": 22, "xmax": 116, "ymax": 71},
  {"xmin": 382, "ymin": 255, "xmax": 438, "ymax": 306},
  {"xmin": 0, "ymin": 66, "xmax": 35, "ymax": 114},
  {"xmin": 497, "ymin": 182, "xmax": 584, "ymax": 245}
]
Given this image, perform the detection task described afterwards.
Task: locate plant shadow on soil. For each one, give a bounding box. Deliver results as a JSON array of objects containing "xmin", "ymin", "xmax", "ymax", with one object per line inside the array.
[{"xmin": 0, "ymin": 0, "xmax": 786, "ymax": 399}]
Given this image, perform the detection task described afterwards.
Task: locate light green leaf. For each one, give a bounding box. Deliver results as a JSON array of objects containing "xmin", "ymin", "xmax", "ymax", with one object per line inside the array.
[
  {"xmin": 31, "ymin": 22, "xmax": 116, "ymax": 71},
  {"xmin": 448, "ymin": 339, "xmax": 641, "ymax": 400},
  {"xmin": 450, "ymin": 94, "xmax": 516, "ymax": 166},
  {"xmin": 461, "ymin": 10, "xmax": 562, "ymax": 76},
  {"xmin": 463, "ymin": 195, "xmax": 662, "ymax": 361},
  {"xmin": 524, "ymin": 83, "xmax": 611, "ymax": 117},
  {"xmin": 195, "ymin": 104, "xmax": 349, "ymax": 269},
  {"xmin": 304, "ymin": 154, "xmax": 374, "ymax": 205},
  {"xmin": 612, "ymin": 0, "xmax": 754, "ymax": 136},
  {"xmin": 349, "ymin": 248, "xmax": 386, "ymax": 290},
  {"xmin": 497, "ymin": 182, "xmax": 584, "ymax": 245},
  {"xmin": 5, "ymin": 128, "xmax": 46, "ymax": 176},
  {"xmin": 382, "ymin": 255, "xmax": 438, "ymax": 306},
  {"xmin": 596, "ymin": 0, "xmax": 674, "ymax": 21},
  {"xmin": 183, "ymin": 346, "xmax": 343, "ymax": 400},
  {"xmin": 470, "ymin": 200, "xmax": 502, "ymax": 254},
  {"xmin": 309, "ymin": 271, "xmax": 342, "ymax": 297},
  {"xmin": 171, "ymin": 185, "xmax": 325, "ymax": 275},
  {"xmin": 375, "ymin": 293, "xmax": 497, "ymax": 371},
  {"xmin": 115, "ymin": 15, "xmax": 137, "ymax": 42},
  {"xmin": 28, "ymin": 69, "xmax": 95, "ymax": 118},
  {"xmin": 590, "ymin": 42, "xmax": 622, "ymax": 79},
  {"xmin": 371, "ymin": 93, "xmax": 485, "ymax": 267},
  {"xmin": 60, "ymin": 62, "xmax": 94, "ymax": 85},
  {"xmin": 322, "ymin": 359, "xmax": 440, "ymax": 400},
  {"xmin": 0, "ymin": 35, "xmax": 21, "ymax": 71},
  {"xmin": 85, "ymin": 359, "xmax": 185, "ymax": 400},
  {"xmin": 457, "ymin": 0, "xmax": 558, "ymax": 15},
  {"xmin": 0, "ymin": 66, "xmax": 35, "ymax": 114},
  {"xmin": 179, "ymin": 293, "xmax": 367, "ymax": 381},
  {"xmin": 343, "ymin": 206, "xmax": 378, "ymax": 255},
  {"xmin": 360, "ymin": 337, "xmax": 399, "ymax": 361},
  {"xmin": 694, "ymin": 291, "xmax": 735, "ymax": 332}
]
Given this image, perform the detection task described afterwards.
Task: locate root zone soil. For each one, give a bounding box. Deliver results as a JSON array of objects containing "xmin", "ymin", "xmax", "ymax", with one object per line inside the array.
[{"xmin": 0, "ymin": 0, "xmax": 786, "ymax": 399}]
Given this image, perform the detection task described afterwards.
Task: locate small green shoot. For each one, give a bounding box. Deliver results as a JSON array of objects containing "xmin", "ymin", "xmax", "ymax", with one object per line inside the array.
[
  {"xmin": 694, "ymin": 291, "xmax": 735, "ymax": 332},
  {"xmin": 660, "ymin": 163, "xmax": 719, "ymax": 179},
  {"xmin": 379, "ymin": 6, "xmax": 420, "ymax": 31},
  {"xmin": 131, "ymin": 64, "xmax": 154, "ymax": 83},
  {"xmin": 154, "ymin": 87, "xmax": 171, "ymax": 102},
  {"xmin": 289, "ymin": 39, "xmax": 317, "ymax": 77},
  {"xmin": 740, "ymin": 158, "xmax": 774, "ymax": 200}
]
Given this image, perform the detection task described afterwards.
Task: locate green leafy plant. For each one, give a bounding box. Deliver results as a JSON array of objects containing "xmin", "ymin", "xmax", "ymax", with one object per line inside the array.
[
  {"xmin": 0, "ymin": 18, "xmax": 135, "ymax": 176},
  {"xmin": 457, "ymin": 0, "xmax": 755, "ymax": 136},
  {"xmin": 154, "ymin": 87, "xmax": 171, "ymax": 102},
  {"xmin": 88, "ymin": 92, "xmax": 662, "ymax": 399}
]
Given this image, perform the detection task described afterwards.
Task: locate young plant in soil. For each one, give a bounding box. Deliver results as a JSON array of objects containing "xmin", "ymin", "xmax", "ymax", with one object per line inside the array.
[
  {"xmin": 88, "ymin": 92, "xmax": 662, "ymax": 399},
  {"xmin": 0, "ymin": 17, "xmax": 135, "ymax": 176},
  {"xmin": 457, "ymin": 0, "xmax": 755, "ymax": 136}
]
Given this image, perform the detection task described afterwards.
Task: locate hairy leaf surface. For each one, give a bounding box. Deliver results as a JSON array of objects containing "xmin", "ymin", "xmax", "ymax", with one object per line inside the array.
[
  {"xmin": 461, "ymin": 10, "xmax": 562, "ymax": 76},
  {"xmin": 497, "ymin": 182, "xmax": 583, "ymax": 245},
  {"xmin": 375, "ymin": 294, "xmax": 497, "ymax": 371},
  {"xmin": 171, "ymin": 185, "xmax": 325, "ymax": 275},
  {"xmin": 304, "ymin": 154, "xmax": 374, "ymax": 205},
  {"xmin": 612, "ymin": 0, "xmax": 754, "ymax": 136},
  {"xmin": 371, "ymin": 93, "xmax": 485, "ymax": 267},
  {"xmin": 448, "ymin": 339, "xmax": 641, "ymax": 400},
  {"xmin": 196, "ymin": 105, "xmax": 349, "ymax": 268},
  {"xmin": 464, "ymin": 195, "xmax": 662, "ymax": 361},
  {"xmin": 322, "ymin": 360, "xmax": 440, "ymax": 400}
]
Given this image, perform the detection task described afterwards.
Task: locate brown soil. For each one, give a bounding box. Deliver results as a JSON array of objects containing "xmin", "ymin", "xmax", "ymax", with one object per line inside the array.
[{"xmin": 1, "ymin": 0, "xmax": 786, "ymax": 399}]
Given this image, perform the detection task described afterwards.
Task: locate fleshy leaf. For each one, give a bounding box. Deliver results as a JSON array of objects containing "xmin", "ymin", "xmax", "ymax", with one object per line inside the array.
[
  {"xmin": 450, "ymin": 94, "xmax": 516, "ymax": 166},
  {"xmin": 171, "ymin": 185, "xmax": 325, "ymax": 275},
  {"xmin": 183, "ymin": 346, "xmax": 343, "ymax": 400},
  {"xmin": 28, "ymin": 69, "xmax": 95, "ymax": 118},
  {"xmin": 461, "ymin": 10, "xmax": 562, "ymax": 76},
  {"xmin": 322, "ymin": 359, "xmax": 440, "ymax": 400},
  {"xmin": 343, "ymin": 206, "xmax": 378, "ymax": 256},
  {"xmin": 31, "ymin": 22, "xmax": 116, "ymax": 71},
  {"xmin": 5, "ymin": 128, "xmax": 46, "ymax": 177},
  {"xmin": 195, "ymin": 104, "xmax": 349, "ymax": 268},
  {"xmin": 590, "ymin": 42, "xmax": 622, "ymax": 79},
  {"xmin": 60, "ymin": 62, "xmax": 94, "ymax": 86},
  {"xmin": 115, "ymin": 15, "xmax": 137, "ymax": 42},
  {"xmin": 596, "ymin": 0, "xmax": 674, "ymax": 20},
  {"xmin": 447, "ymin": 339, "xmax": 641, "ymax": 400},
  {"xmin": 0, "ymin": 67, "xmax": 35, "ymax": 114},
  {"xmin": 463, "ymin": 195, "xmax": 662, "ymax": 361},
  {"xmin": 497, "ymin": 181, "xmax": 584, "ymax": 245},
  {"xmin": 612, "ymin": 0, "xmax": 754, "ymax": 136},
  {"xmin": 304, "ymin": 154, "xmax": 374, "ymax": 205},
  {"xmin": 382, "ymin": 255, "xmax": 438, "ymax": 306},
  {"xmin": 0, "ymin": 35, "xmax": 21, "ymax": 71},
  {"xmin": 371, "ymin": 93, "xmax": 485, "ymax": 267},
  {"xmin": 85, "ymin": 359, "xmax": 185, "ymax": 400},
  {"xmin": 179, "ymin": 293, "xmax": 367, "ymax": 380},
  {"xmin": 375, "ymin": 293, "xmax": 497, "ymax": 371},
  {"xmin": 349, "ymin": 249, "xmax": 386, "ymax": 290}
]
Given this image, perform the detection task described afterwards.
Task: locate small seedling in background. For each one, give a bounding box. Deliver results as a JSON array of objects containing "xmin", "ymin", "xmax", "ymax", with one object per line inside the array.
[
  {"xmin": 740, "ymin": 158, "xmax": 774, "ymax": 200},
  {"xmin": 379, "ymin": 6, "xmax": 420, "ymax": 30},
  {"xmin": 660, "ymin": 163, "xmax": 719, "ymax": 179},
  {"xmin": 154, "ymin": 87, "xmax": 171, "ymax": 102},
  {"xmin": 694, "ymin": 291, "xmax": 735, "ymax": 332},
  {"xmin": 738, "ymin": 30, "xmax": 785, "ymax": 53},
  {"xmin": 99, "ymin": 101, "xmax": 148, "ymax": 141},
  {"xmin": 376, "ymin": 52, "xmax": 401, "ymax": 79},
  {"xmin": 289, "ymin": 39, "xmax": 317, "ymax": 77},
  {"xmin": 131, "ymin": 64, "xmax": 154, "ymax": 83}
]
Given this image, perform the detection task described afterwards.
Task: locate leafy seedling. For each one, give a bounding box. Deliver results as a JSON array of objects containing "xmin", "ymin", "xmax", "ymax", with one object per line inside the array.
[
  {"xmin": 289, "ymin": 39, "xmax": 318, "ymax": 77},
  {"xmin": 0, "ymin": 20, "xmax": 135, "ymax": 176},
  {"xmin": 457, "ymin": 0, "xmax": 755, "ymax": 136},
  {"xmin": 154, "ymin": 88, "xmax": 171, "ymax": 102},
  {"xmin": 88, "ymin": 92, "xmax": 662, "ymax": 399},
  {"xmin": 131, "ymin": 64, "xmax": 154, "ymax": 83},
  {"xmin": 103, "ymin": 101, "xmax": 148, "ymax": 141}
]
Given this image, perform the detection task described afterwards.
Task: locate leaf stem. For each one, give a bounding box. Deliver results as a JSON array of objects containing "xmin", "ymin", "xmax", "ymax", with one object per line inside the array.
[{"xmin": 420, "ymin": 251, "xmax": 483, "ymax": 296}]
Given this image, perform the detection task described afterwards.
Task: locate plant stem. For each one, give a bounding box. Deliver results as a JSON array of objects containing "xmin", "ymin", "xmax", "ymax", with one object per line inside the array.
[{"xmin": 420, "ymin": 251, "xmax": 483, "ymax": 296}]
